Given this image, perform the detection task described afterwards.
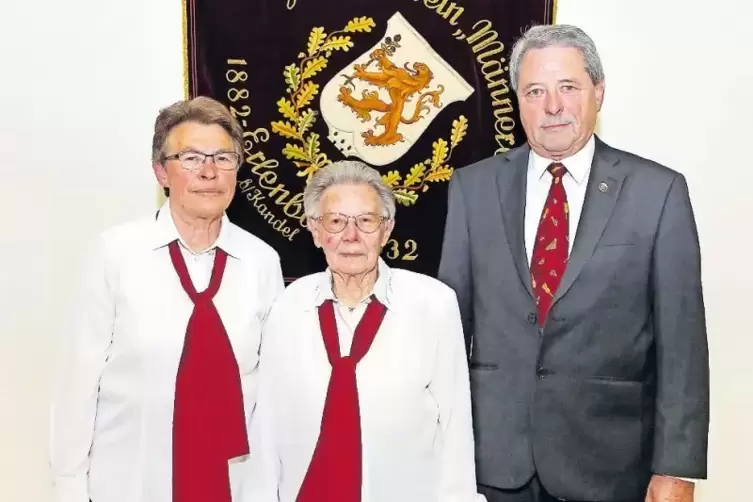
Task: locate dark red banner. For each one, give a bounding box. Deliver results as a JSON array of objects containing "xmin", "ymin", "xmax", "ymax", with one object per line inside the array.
[{"xmin": 185, "ymin": 0, "xmax": 554, "ymax": 280}]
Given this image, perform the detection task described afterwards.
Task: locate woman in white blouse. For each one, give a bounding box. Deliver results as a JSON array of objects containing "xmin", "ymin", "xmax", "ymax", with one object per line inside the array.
[
  {"xmin": 49, "ymin": 97, "xmax": 284, "ymax": 502},
  {"xmin": 243, "ymin": 160, "xmax": 485, "ymax": 502}
]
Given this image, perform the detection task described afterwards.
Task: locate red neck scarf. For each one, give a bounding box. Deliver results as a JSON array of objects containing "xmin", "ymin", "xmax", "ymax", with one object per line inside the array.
[
  {"xmin": 296, "ymin": 297, "xmax": 387, "ymax": 502},
  {"xmin": 169, "ymin": 240, "xmax": 249, "ymax": 502}
]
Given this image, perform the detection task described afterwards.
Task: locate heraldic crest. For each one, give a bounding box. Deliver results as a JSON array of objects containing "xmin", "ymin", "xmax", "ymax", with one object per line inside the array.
[{"xmin": 270, "ymin": 12, "xmax": 474, "ymax": 206}]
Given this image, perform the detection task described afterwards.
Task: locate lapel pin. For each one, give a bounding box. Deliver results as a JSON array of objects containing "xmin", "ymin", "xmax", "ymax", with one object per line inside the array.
[{"xmin": 598, "ymin": 182, "xmax": 609, "ymax": 193}]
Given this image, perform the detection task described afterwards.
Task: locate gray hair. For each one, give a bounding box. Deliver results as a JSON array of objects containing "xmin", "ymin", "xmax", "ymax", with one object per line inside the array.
[
  {"xmin": 152, "ymin": 96, "xmax": 244, "ymax": 163},
  {"xmin": 303, "ymin": 160, "xmax": 397, "ymax": 219},
  {"xmin": 509, "ymin": 24, "xmax": 605, "ymax": 93}
]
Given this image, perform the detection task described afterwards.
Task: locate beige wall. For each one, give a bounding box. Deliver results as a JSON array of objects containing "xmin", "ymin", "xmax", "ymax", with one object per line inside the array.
[{"xmin": 1, "ymin": 0, "xmax": 750, "ymax": 499}]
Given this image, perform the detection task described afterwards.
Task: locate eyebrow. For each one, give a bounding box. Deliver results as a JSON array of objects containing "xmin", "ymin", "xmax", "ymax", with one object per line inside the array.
[
  {"xmin": 181, "ymin": 147, "xmax": 236, "ymax": 154},
  {"xmin": 522, "ymin": 78, "xmax": 582, "ymax": 91},
  {"xmin": 558, "ymin": 78, "xmax": 581, "ymax": 86}
]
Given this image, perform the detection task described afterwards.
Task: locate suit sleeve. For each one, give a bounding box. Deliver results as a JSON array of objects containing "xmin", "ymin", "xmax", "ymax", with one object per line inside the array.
[
  {"xmin": 650, "ymin": 173, "xmax": 710, "ymax": 478},
  {"xmin": 438, "ymin": 173, "xmax": 474, "ymax": 357}
]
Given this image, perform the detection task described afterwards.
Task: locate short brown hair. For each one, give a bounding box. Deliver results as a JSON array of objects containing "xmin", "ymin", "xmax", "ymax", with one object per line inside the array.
[{"xmin": 151, "ymin": 96, "xmax": 244, "ymax": 163}]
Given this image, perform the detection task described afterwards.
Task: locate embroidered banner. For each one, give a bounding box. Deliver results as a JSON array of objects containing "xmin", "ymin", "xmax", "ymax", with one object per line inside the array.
[{"xmin": 185, "ymin": 0, "xmax": 555, "ymax": 280}]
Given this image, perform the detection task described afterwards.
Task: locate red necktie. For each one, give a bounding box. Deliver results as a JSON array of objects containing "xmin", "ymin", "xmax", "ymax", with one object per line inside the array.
[
  {"xmin": 296, "ymin": 297, "xmax": 387, "ymax": 502},
  {"xmin": 531, "ymin": 162, "xmax": 570, "ymax": 326},
  {"xmin": 169, "ymin": 241, "xmax": 249, "ymax": 502}
]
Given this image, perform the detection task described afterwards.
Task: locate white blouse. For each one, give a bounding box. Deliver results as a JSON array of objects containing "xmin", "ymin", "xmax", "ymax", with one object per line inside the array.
[
  {"xmin": 49, "ymin": 201, "xmax": 284, "ymax": 502},
  {"xmin": 239, "ymin": 259, "xmax": 486, "ymax": 502}
]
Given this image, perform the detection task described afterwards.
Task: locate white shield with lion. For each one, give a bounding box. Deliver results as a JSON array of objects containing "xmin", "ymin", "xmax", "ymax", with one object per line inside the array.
[{"xmin": 319, "ymin": 11, "xmax": 474, "ymax": 166}]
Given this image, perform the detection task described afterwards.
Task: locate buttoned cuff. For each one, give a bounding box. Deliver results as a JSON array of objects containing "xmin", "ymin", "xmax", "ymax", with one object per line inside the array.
[{"xmin": 660, "ymin": 475, "xmax": 697, "ymax": 483}]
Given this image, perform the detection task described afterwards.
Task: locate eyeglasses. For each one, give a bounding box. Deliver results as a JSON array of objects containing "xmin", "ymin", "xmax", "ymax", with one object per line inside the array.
[
  {"xmin": 312, "ymin": 212, "xmax": 388, "ymax": 234},
  {"xmin": 163, "ymin": 150, "xmax": 240, "ymax": 171}
]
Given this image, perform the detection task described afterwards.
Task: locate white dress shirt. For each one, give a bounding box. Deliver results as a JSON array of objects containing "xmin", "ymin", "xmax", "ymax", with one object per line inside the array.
[
  {"xmin": 241, "ymin": 259, "xmax": 485, "ymax": 502},
  {"xmin": 49, "ymin": 200, "xmax": 284, "ymax": 502},
  {"xmin": 524, "ymin": 135, "xmax": 595, "ymax": 264}
]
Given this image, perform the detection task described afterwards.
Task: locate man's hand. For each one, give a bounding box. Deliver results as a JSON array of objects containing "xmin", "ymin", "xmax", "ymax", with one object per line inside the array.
[{"xmin": 645, "ymin": 475, "xmax": 695, "ymax": 502}]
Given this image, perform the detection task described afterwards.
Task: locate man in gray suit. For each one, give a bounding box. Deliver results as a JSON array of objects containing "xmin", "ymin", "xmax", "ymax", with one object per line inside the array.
[{"xmin": 438, "ymin": 25, "xmax": 709, "ymax": 502}]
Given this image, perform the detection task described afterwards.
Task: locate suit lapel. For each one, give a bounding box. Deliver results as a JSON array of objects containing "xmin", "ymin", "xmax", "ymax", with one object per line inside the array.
[
  {"xmin": 497, "ymin": 145, "xmax": 534, "ymax": 299},
  {"xmin": 553, "ymin": 138, "xmax": 625, "ymax": 303}
]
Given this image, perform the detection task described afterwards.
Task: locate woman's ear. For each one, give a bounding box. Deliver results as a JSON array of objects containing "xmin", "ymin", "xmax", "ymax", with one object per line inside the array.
[
  {"xmin": 307, "ymin": 218, "xmax": 322, "ymax": 248},
  {"xmin": 380, "ymin": 218, "xmax": 395, "ymax": 248}
]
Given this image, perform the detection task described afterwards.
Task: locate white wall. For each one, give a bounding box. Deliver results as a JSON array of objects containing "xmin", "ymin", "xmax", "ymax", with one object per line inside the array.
[
  {"xmin": 0, "ymin": 0, "xmax": 749, "ymax": 500},
  {"xmin": 0, "ymin": 1, "xmax": 184, "ymax": 499},
  {"xmin": 555, "ymin": 1, "xmax": 752, "ymax": 499}
]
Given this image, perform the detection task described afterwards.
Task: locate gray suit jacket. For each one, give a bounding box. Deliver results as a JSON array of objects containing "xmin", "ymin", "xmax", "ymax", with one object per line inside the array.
[{"xmin": 437, "ymin": 137, "xmax": 709, "ymax": 501}]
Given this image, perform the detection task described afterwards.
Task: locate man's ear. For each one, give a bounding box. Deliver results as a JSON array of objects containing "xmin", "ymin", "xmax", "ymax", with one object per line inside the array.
[{"xmin": 595, "ymin": 80, "xmax": 605, "ymax": 112}]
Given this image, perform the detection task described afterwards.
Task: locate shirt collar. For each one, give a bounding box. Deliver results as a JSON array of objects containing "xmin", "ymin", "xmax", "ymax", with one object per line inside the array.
[
  {"xmin": 151, "ymin": 199, "xmax": 240, "ymax": 258},
  {"xmin": 529, "ymin": 134, "xmax": 595, "ymax": 185},
  {"xmin": 309, "ymin": 257, "xmax": 397, "ymax": 312}
]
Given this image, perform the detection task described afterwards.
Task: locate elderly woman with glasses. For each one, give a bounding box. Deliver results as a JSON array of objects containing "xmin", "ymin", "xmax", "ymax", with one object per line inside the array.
[
  {"xmin": 50, "ymin": 97, "xmax": 284, "ymax": 502},
  {"xmin": 241, "ymin": 160, "xmax": 485, "ymax": 502}
]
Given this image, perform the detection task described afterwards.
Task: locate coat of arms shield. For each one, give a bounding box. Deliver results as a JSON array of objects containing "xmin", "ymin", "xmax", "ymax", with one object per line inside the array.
[{"xmin": 319, "ymin": 12, "xmax": 473, "ymax": 166}]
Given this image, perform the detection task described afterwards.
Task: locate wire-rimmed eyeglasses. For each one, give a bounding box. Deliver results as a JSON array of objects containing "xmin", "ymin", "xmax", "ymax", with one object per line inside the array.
[
  {"xmin": 310, "ymin": 212, "xmax": 389, "ymax": 234},
  {"xmin": 163, "ymin": 149, "xmax": 240, "ymax": 171}
]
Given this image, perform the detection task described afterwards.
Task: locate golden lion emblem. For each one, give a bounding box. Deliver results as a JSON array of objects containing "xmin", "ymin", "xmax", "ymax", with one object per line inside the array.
[
  {"xmin": 271, "ymin": 16, "xmax": 469, "ymax": 206},
  {"xmin": 337, "ymin": 48, "xmax": 445, "ymax": 147}
]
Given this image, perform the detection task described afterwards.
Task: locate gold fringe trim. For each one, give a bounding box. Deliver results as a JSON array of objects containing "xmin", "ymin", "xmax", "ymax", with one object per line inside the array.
[
  {"xmin": 181, "ymin": 0, "xmax": 189, "ymax": 99},
  {"xmin": 156, "ymin": 0, "xmax": 190, "ymax": 207}
]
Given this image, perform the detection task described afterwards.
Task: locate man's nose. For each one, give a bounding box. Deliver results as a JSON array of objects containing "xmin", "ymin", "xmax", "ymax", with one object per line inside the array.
[{"xmin": 544, "ymin": 90, "xmax": 564, "ymax": 115}]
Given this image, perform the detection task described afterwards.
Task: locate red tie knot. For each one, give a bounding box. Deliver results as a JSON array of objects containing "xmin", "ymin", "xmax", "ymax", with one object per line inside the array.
[
  {"xmin": 337, "ymin": 355, "xmax": 357, "ymax": 371},
  {"xmin": 193, "ymin": 295, "xmax": 214, "ymax": 310},
  {"xmin": 547, "ymin": 162, "xmax": 567, "ymax": 179}
]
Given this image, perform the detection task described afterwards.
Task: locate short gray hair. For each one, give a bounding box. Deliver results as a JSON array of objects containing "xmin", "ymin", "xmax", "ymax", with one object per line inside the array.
[
  {"xmin": 152, "ymin": 96, "xmax": 244, "ymax": 163},
  {"xmin": 303, "ymin": 160, "xmax": 397, "ymax": 219},
  {"xmin": 509, "ymin": 24, "xmax": 604, "ymax": 93}
]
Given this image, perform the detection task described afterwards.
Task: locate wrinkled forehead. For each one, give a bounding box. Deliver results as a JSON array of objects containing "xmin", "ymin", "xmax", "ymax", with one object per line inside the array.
[
  {"xmin": 319, "ymin": 183, "xmax": 383, "ymax": 215},
  {"xmin": 519, "ymin": 46, "xmax": 591, "ymax": 86}
]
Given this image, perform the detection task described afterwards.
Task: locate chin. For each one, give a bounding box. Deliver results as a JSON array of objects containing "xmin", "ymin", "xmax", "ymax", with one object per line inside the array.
[
  {"xmin": 190, "ymin": 200, "xmax": 228, "ymax": 218},
  {"xmin": 542, "ymin": 137, "xmax": 576, "ymax": 153},
  {"xmin": 333, "ymin": 256, "xmax": 374, "ymax": 274}
]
